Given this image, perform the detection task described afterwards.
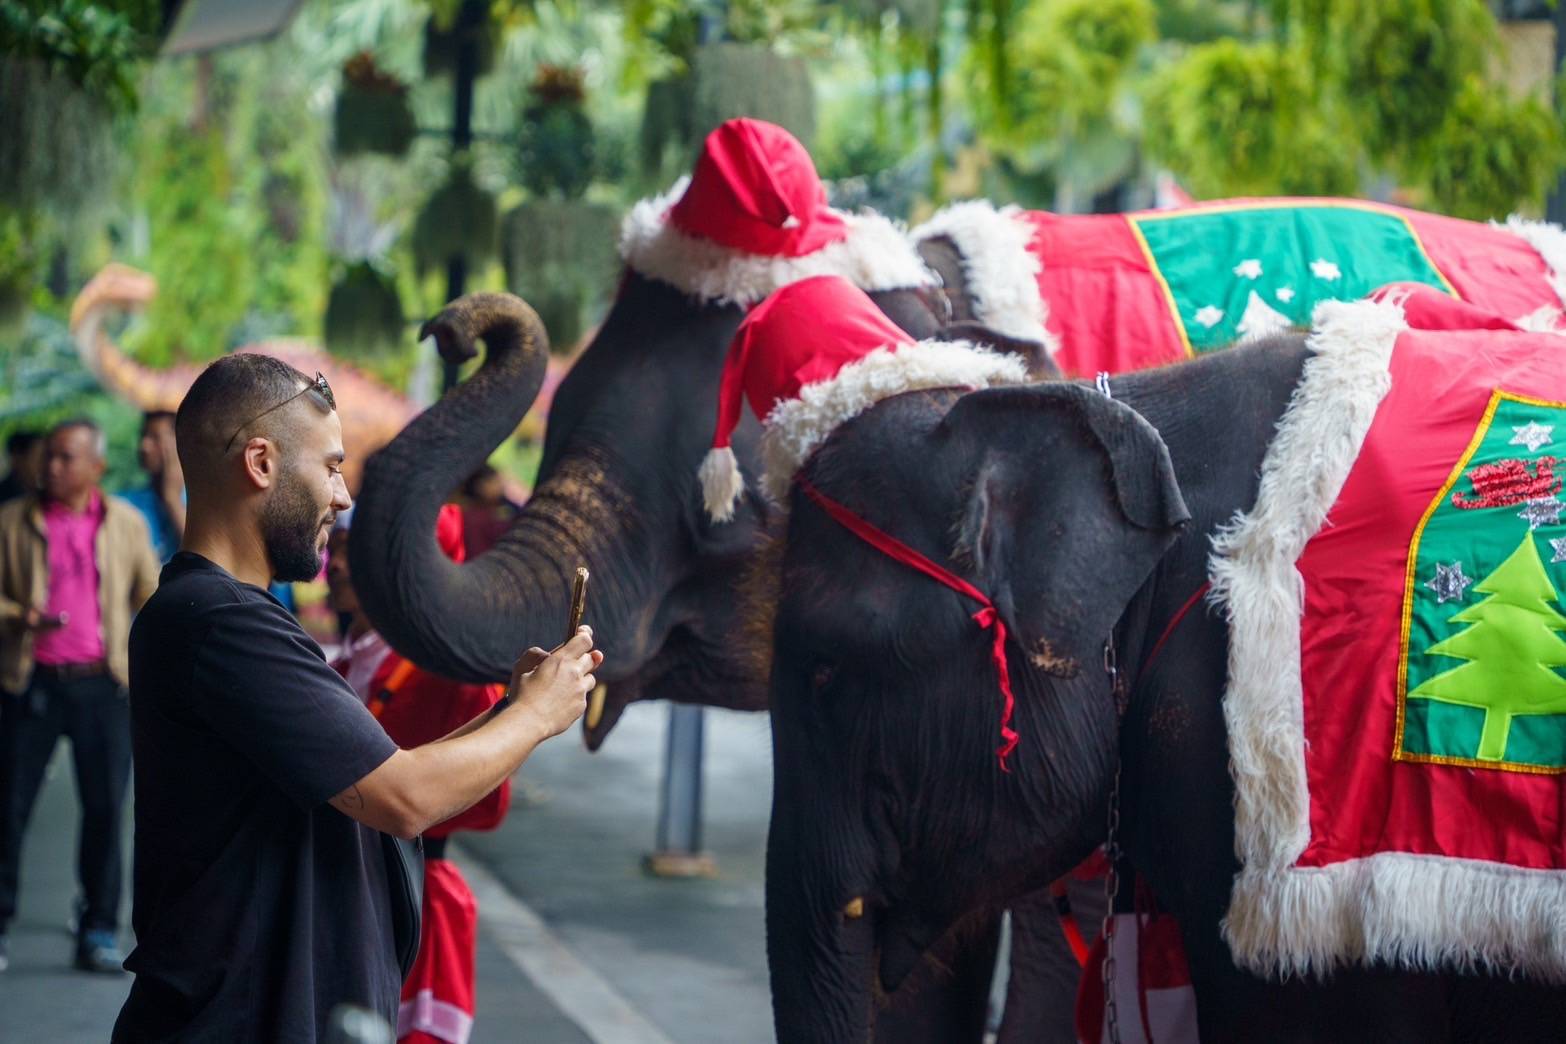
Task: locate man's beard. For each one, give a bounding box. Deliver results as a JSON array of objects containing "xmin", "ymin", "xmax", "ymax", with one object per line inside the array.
[{"xmin": 261, "ymin": 467, "xmax": 332, "ymax": 583}]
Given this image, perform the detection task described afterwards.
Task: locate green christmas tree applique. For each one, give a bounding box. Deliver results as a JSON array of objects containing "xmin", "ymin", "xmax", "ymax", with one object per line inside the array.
[{"xmin": 1409, "ymin": 533, "xmax": 1566, "ymax": 762}]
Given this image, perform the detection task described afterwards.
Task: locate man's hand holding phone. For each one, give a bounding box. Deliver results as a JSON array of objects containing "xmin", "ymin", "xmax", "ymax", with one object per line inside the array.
[{"xmin": 508, "ymin": 627, "xmax": 602, "ymax": 740}]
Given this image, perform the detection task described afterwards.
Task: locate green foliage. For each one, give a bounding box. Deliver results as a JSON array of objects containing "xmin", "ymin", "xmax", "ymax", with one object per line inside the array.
[
  {"xmin": 1008, "ymin": 0, "xmax": 1155, "ymax": 141},
  {"xmin": 1426, "ymin": 77, "xmax": 1563, "ymax": 220},
  {"xmin": 517, "ymin": 66, "xmax": 596, "ymax": 199},
  {"xmin": 0, "ymin": 0, "xmax": 152, "ymax": 113},
  {"xmin": 1144, "ymin": 38, "xmax": 1347, "ymax": 198},
  {"xmin": 501, "ymin": 198, "xmax": 619, "ymax": 349},
  {"xmin": 128, "ymin": 124, "xmax": 254, "ymax": 366},
  {"xmin": 335, "ymin": 54, "xmax": 417, "ymax": 158},
  {"xmin": 691, "ymin": 43, "xmax": 816, "ymax": 149},
  {"xmin": 324, "ymin": 262, "xmax": 406, "ymax": 357},
  {"xmin": 412, "ymin": 162, "xmax": 499, "ymax": 275},
  {"xmin": 0, "ymin": 208, "xmax": 46, "ymax": 334},
  {"xmin": 0, "ymin": 59, "xmax": 118, "ymax": 214},
  {"xmin": 638, "ymin": 75, "xmax": 695, "ymax": 183},
  {"xmin": 1335, "ymin": 0, "xmax": 1494, "ymax": 169},
  {"xmin": 423, "ymin": 9, "xmax": 499, "ymax": 77}
]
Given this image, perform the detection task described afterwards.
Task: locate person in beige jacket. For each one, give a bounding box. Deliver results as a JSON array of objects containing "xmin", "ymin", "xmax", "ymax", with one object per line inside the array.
[{"xmin": 0, "ymin": 419, "xmax": 159, "ymax": 975}]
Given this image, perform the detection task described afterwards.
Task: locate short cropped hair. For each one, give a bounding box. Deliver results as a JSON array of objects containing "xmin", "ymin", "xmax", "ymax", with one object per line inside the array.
[
  {"xmin": 176, "ymin": 354, "xmax": 328, "ymax": 475},
  {"xmin": 6, "ymin": 430, "xmax": 40, "ymax": 456},
  {"xmin": 50, "ymin": 418, "xmax": 106, "ymax": 460}
]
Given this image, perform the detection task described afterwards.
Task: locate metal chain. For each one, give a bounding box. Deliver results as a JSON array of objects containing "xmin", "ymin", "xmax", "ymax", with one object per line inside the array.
[{"xmin": 1100, "ymin": 638, "xmax": 1125, "ymax": 1044}]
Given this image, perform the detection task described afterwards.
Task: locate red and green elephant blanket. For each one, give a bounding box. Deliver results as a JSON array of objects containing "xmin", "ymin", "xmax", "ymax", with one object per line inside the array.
[
  {"xmin": 1211, "ymin": 284, "xmax": 1566, "ymax": 981},
  {"xmin": 913, "ymin": 198, "xmax": 1566, "ymax": 377}
]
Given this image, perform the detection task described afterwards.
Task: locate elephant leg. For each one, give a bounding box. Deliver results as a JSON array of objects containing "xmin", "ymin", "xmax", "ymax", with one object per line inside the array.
[{"xmin": 875, "ymin": 913, "xmax": 1002, "ymax": 1043}]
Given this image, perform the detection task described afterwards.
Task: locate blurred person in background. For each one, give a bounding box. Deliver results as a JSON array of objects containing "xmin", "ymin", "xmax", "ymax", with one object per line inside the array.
[
  {"xmin": 120, "ymin": 411, "xmax": 185, "ymax": 564},
  {"xmin": 457, "ymin": 465, "xmax": 520, "ymax": 559},
  {"xmin": 0, "ymin": 431, "xmax": 44, "ymax": 505},
  {"xmin": 328, "ymin": 504, "xmax": 510, "ymax": 1044},
  {"xmin": 0, "ymin": 419, "xmax": 160, "ymax": 974}
]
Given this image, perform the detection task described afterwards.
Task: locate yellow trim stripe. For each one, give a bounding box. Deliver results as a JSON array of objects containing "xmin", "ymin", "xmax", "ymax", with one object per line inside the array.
[
  {"xmin": 1124, "ymin": 214, "xmax": 1196, "ymax": 359},
  {"xmin": 1394, "ymin": 388, "xmax": 1566, "ymax": 774}
]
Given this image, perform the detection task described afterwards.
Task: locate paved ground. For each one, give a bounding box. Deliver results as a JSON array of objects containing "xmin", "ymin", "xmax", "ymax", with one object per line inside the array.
[{"xmin": 0, "ymin": 702, "xmax": 776, "ymax": 1043}]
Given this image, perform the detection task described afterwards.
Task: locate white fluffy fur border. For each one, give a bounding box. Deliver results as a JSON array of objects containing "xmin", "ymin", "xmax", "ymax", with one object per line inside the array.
[
  {"xmin": 1500, "ymin": 215, "xmax": 1566, "ymax": 313},
  {"xmin": 618, "ymin": 177, "xmax": 934, "ymax": 306},
  {"xmin": 911, "ymin": 200, "xmax": 1056, "ymax": 352},
  {"xmin": 759, "ymin": 340, "xmax": 1030, "ymax": 507},
  {"xmin": 1209, "ymin": 294, "xmax": 1566, "ymax": 982}
]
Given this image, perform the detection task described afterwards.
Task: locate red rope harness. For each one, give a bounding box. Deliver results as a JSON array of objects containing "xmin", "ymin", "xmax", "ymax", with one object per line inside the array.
[
  {"xmin": 1136, "ymin": 581, "xmax": 1211, "ymax": 684},
  {"xmin": 798, "ymin": 479, "xmax": 1020, "ymax": 772}
]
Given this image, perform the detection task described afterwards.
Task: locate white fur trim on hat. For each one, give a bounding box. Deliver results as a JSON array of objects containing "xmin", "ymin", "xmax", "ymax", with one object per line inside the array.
[
  {"xmin": 619, "ymin": 177, "xmax": 936, "ymax": 307},
  {"xmin": 699, "ymin": 445, "xmax": 745, "ymax": 523},
  {"xmin": 912, "ymin": 200, "xmax": 1055, "ymax": 352},
  {"xmin": 759, "ymin": 340, "xmax": 1030, "ymax": 507}
]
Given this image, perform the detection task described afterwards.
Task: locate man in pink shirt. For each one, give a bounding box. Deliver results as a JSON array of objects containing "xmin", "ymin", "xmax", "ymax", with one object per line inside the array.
[{"xmin": 0, "ymin": 420, "xmax": 160, "ymax": 974}]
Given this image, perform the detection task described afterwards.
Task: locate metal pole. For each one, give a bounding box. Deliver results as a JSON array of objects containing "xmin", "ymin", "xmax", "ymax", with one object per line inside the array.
[
  {"xmin": 644, "ymin": 704, "xmax": 716, "ymax": 877},
  {"xmin": 440, "ymin": 0, "xmax": 482, "ymax": 395}
]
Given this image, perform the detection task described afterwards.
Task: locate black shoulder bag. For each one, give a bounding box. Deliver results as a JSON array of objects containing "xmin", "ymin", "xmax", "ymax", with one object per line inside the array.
[{"xmin": 381, "ymin": 833, "xmax": 424, "ymax": 979}]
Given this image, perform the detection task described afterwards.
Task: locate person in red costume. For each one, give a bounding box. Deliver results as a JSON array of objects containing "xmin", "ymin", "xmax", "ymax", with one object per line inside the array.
[{"xmin": 327, "ymin": 504, "xmax": 509, "ymax": 1044}]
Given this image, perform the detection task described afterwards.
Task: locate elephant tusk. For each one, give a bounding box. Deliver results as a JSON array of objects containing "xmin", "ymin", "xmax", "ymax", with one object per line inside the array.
[
  {"xmin": 586, "ymin": 683, "xmax": 607, "ymax": 730},
  {"xmin": 842, "ymin": 897, "xmax": 865, "ymax": 920}
]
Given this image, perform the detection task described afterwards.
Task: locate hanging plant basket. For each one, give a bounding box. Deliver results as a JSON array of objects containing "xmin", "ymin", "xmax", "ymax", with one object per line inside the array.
[
  {"xmin": 334, "ymin": 53, "xmax": 416, "ymax": 159},
  {"xmin": 412, "ymin": 164, "xmax": 498, "ymax": 276},
  {"xmin": 0, "ymin": 59, "xmax": 116, "ymax": 212},
  {"xmin": 517, "ymin": 65, "xmax": 596, "ymax": 200},
  {"xmin": 324, "ymin": 262, "xmax": 405, "ymax": 357},
  {"xmin": 691, "ymin": 44, "xmax": 815, "ymax": 150},
  {"xmin": 502, "ymin": 199, "xmax": 619, "ymax": 351},
  {"xmin": 423, "ymin": 15, "xmax": 498, "ymax": 79}
]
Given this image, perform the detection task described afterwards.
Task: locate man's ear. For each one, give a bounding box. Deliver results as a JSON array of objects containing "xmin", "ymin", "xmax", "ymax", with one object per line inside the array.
[
  {"xmin": 241, "ymin": 437, "xmax": 278, "ymax": 491},
  {"xmin": 948, "ymin": 383, "xmax": 1189, "ymax": 673},
  {"xmin": 940, "ymin": 320, "xmax": 1060, "ymax": 379}
]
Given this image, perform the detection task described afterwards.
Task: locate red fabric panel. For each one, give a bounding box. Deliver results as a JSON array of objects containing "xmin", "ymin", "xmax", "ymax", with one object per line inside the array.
[
  {"xmin": 1295, "ymin": 329, "xmax": 1566, "ymax": 869},
  {"xmin": 371, "ymin": 654, "xmax": 511, "ymax": 838},
  {"xmin": 1019, "ymin": 211, "xmax": 1188, "ymax": 377},
  {"xmin": 1405, "ymin": 210, "xmax": 1560, "ymax": 321},
  {"xmin": 400, "ymin": 859, "xmax": 478, "ymax": 1042}
]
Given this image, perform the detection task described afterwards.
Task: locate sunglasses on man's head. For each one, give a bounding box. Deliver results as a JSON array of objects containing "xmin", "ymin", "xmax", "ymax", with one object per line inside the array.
[{"xmin": 225, "ymin": 372, "xmax": 337, "ymax": 453}]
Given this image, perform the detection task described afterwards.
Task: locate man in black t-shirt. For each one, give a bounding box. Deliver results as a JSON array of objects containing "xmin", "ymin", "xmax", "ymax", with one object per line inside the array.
[{"xmin": 114, "ymin": 355, "xmax": 600, "ymax": 1042}]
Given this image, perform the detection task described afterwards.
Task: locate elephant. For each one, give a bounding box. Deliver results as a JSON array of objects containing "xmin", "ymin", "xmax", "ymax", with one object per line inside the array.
[
  {"xmin": 760, "ymin": 333, "xmax": 1566, "ymax": 1042},
  {"xmin": 346, "ymin": 276, "xmax": 1073, "ymax": 1041}
]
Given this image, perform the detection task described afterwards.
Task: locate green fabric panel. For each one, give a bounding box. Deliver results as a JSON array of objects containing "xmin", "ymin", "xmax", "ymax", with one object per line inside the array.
[
  {"xmin": 1402, "ymin": 397, "xmax": 1566, "ymax": 768},
  {"xmin": 1403, "ymin": 697, "xmax": 1486, "ymax": 761},
  {"xmin": 1505, "ymin": 712, "xmax": 1566, "ymax": 767},
  {"xmin": 1131, "ymin": 205, "xmax": 1450, "ymax": 352}
]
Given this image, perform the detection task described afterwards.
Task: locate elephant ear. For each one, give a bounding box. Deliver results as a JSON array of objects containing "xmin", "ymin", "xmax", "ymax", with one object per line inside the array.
[
  {"xmin": 940, "ymin": 320, "xmax": 1060, "ymax": 379},
  {"xmin": 945, "ymin": 382, "xmax": 1189, "ymax": 675}
]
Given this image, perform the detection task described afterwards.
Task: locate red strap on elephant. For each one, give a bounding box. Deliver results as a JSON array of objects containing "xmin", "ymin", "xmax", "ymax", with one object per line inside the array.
[{"xmin": 798, "ymin": 478, "xmax": 1020, "ymax": 771}]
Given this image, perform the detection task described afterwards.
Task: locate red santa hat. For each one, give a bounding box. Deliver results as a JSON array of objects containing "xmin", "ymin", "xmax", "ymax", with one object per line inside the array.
[
  {"xmin": 699, "ymin": 275, "xmax": 1031, "ymax": 521},
  {"xmin": 620, "ymin": 119, "xmax": 932, "ymax": 306}
]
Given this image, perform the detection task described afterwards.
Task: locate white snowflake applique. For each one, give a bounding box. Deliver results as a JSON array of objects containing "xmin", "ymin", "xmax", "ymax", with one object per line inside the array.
[
  {"xmin": 1425, "ymin": 561, "xmax": 1473, "ymax": 604},
  {"xmin": 1552, "ymin": 536, "xmax": 1566, "ymax": 564},
  {"xmin": 1193, "ymin": 305, "xmax": 1224, "ymax": 329},
  {"xmin": 1232, "ymin": 258, "xmax": 1263, "ymax": 280},
  {"xmin": 1310, "ymin": 258, "xmax": 1341, "ymax": 281},
  {"xmin": 1275, "ymin": 287, "xmax": 1296, "ymax": 303}
]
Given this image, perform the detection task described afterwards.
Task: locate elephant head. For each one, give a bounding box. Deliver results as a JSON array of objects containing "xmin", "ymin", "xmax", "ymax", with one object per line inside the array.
[
  {"xmin": 763, "ymin": 382, "xmax": 1189, "ymax": 1042},
  {"xmin": 346, "ymin": 266, "xmax": 963, "ymax": 746}
]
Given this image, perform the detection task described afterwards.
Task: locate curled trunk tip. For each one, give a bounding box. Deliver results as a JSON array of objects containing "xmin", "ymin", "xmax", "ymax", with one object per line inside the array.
[{"xmin": 420, "ymin": 291, "xmax": 548, "ymax": 366}]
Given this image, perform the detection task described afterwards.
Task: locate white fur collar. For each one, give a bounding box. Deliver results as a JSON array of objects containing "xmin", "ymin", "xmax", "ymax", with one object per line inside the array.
[{"xmin": 911, "ymin": 200, "xmax": 1055, "ymax": 353}]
